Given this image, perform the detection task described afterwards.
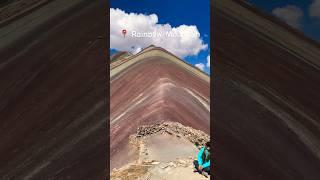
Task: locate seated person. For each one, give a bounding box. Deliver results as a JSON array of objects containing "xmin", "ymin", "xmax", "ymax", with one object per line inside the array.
[{"xmin": 193, "ymin": 141, "xmax": 210, "ymax": 177}]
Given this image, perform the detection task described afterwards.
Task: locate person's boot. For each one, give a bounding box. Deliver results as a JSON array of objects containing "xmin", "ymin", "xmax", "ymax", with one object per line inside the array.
[{"xmin": 202, "ymin": 171, "xmax": 209, "ymax": 178}]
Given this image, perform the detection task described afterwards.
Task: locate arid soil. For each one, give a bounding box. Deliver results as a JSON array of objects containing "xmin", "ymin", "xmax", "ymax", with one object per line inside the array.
[
  {"xmin": 111, "ymin": 122, "xmax": 210, "ymax": 180},
  {"xmin": 213, "ymin": 0, "xmax": 320, "ymax": 179}
]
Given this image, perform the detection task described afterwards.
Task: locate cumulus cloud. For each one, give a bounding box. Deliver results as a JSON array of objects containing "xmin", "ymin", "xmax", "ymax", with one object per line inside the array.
[
  {"xmin": 272, "ymin": 5, "xmax": 303, "ymax": 28},
  {"xmin": 206, "ymin": 55, "xmax": 210, "ymax": 67},
  {"xmin": 195, "ymin": 63, "xmax": 205, "ymax": 71},
  {"xmin": 110, "ymin": 8, "xmax": 207, "ymax": 58},
  {"xmin": 310, "ymin": 0, "xmax": 320, "ymax": 18}
]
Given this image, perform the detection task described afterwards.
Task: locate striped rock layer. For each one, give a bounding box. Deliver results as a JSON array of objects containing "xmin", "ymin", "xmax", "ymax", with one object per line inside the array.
[
  {"xmin": 213, "ymin": 0, "xmax": 320, "ymax": 179},
  {"xmin": 110, "ymin": 46, "xmax": 210, "ymax": 169}
]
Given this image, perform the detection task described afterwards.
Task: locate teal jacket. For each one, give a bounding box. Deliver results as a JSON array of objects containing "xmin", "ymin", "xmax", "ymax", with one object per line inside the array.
[{"xmin": 197, "ymin": 147, "xmax": 210, "ymax": 168}]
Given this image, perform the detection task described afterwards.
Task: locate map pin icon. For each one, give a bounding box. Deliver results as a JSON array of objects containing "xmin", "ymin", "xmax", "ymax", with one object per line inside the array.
[{"xmin": 122, "ymin": 29, "xmax": 127, "ymax": 38}]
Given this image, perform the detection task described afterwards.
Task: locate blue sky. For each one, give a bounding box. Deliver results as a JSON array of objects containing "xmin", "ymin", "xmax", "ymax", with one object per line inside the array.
[
  {"xmin": 248, "ymin": 0, "xmax": 320, "ymax": 42},
  {"xmin": 110, "ymin": 0, "xmax": 319, "ymax": 76},
  {"xmin": 110, "ymin": 0, "xmax": 210, "ymax": 74}
]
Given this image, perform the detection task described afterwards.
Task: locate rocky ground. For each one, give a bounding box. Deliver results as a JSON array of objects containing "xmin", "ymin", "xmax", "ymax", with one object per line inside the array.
[
  {"xmin": 134, "ymin": 122, "xmax": 210, "ymax": 147},
  {"xmin": 111, "ymin": 122, "xmax": 211, "ymax": 180}
]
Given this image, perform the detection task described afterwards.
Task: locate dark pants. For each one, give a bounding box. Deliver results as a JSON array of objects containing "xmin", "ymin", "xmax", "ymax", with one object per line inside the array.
[{"xmin": 193, "ymin": 160, "xmax": 210, "ymax": 174}]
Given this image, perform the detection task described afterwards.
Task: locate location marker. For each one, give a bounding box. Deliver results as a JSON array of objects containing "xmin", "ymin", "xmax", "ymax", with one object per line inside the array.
[{"xmin": 122, "ymin": 29, "xmax": 127, "ymax": 37}]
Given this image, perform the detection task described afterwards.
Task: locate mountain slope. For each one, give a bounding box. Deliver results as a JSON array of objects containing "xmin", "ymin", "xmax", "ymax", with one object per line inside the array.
[
  {"xmin": 213, "ymin": 0, "xmax": 320, "ymax": 179},
  {"xmin": 0, "ymin": 0, "xmax": 107, "ymax": 179},
  {"xmin": 110, "ymin": 46, "xmax": 210, "ymax": 170}
]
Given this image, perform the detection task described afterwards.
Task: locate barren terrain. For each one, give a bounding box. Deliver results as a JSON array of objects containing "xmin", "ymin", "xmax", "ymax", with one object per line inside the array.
[
  {"xmin": 111, "ymin": 122, "xmax": 210, "ymax": 180},
  {"xmin": 0, "ymin": 0, "xmax": 107, "ymax": 179},
  {"xmin": 110, "ymin": 46, "xmax": 210, "ymax": 170},
  {"xmin": 213, "ymin": 0, "xmax": 320, "ymax": 179}
]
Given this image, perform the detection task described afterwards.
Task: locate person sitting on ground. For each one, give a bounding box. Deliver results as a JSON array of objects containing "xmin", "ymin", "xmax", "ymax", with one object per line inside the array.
[{"xmin": 193, "ymin": 141, "xmax": 210, "ymax": 177}]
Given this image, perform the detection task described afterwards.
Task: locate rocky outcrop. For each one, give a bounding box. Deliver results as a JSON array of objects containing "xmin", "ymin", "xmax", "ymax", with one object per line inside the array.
[{"xmin": 134, "ymin": 122, "xmax": 210, "ymax": 147}]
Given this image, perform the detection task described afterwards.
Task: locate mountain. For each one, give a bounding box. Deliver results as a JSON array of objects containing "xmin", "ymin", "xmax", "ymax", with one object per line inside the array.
[
  {"xmin": 0, "ymin": 0, "xmax": 107, "ymax": 179},
  {"xmin": 110, "ymin": 45, "xmax": 210, "ymax": 169},
  {"xmin": 213, "ymin": 0, "xmax": 320, "ymax": 179}
]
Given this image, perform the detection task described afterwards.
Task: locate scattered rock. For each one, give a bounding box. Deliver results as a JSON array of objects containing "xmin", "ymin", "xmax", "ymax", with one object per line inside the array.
[
  {"xmin": 133, "ymin": 122, "xmax": 210, "ymax": 147},
  {"xmin": 178, "ymin": 159, "xmax": 186, "ymax": 165},
  {"xmin": 151, "ymin": 161, "xmax": 160, "ymax": 165},
  {"xmin": 160, "ymin": 163, "xmax": 169, "ymax": 169},
  {"xmin": 168, "ymin": 162, "xmax": 177, "ymax": 168},
  {"xmin": 118, "ymin": 122, "xmax": 210, "ymax": 180}
]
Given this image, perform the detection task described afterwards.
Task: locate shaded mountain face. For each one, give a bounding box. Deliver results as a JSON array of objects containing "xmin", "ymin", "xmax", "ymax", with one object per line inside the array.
[
  {"xmin": 213, "ymin": 0, "xmax": 320, "ymax": 179},
  {"xmin": 0, "ymin": 0, "xmax": 107, "ymax": 179},
  {"xmin": 110, "ymin": 46, "xmax": 210, "ymax": 170}
]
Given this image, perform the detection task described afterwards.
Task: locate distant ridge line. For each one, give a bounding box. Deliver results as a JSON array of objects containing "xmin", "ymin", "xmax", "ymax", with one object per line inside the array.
[{"xmin": 110, "ymin": 45, "xmax": 210, "ymax": 82}]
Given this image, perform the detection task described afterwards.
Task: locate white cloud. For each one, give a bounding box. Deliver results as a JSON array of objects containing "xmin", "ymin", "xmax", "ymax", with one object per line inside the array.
[
  {"xmin": 310, "ymin": 0, "xmax": 320, "ymax": 18},
  {"xmin": 110, "ymin": 8, "xmax": 207, "ymax": 58},
  {"xmin": 195, "ymin": 63, "xmax": 205, "ymax": 71},
  {"xmin": 272, "ymin": 5, "xmax": 303, "ymax": 28},
  {"xmin": 206, "ymin": 55, "xmax": 210, "ymax": 67}
]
